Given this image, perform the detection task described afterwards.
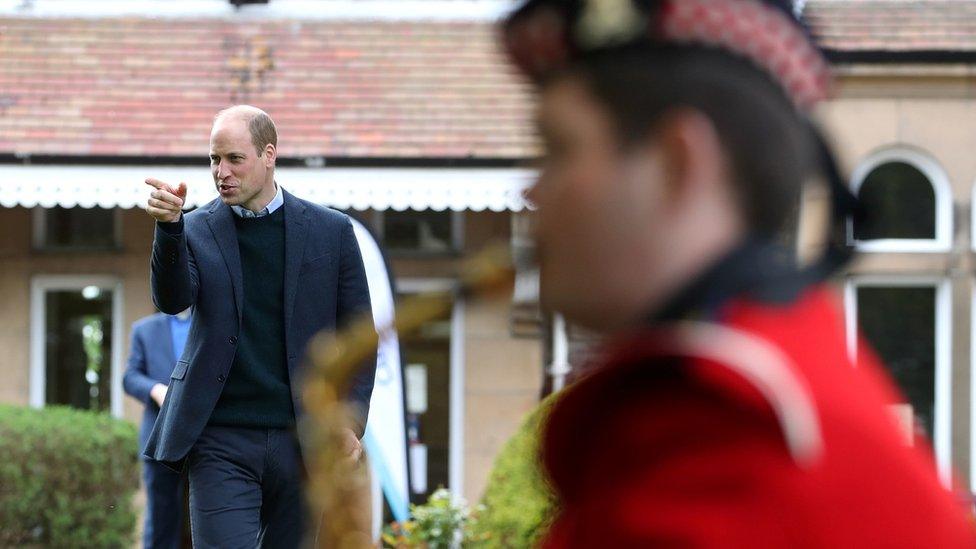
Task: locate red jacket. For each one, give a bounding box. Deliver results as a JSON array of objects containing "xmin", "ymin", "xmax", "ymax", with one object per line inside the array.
[{"xmin": 542, "ymin": 287, "xmax": 974, "ymax": 547}]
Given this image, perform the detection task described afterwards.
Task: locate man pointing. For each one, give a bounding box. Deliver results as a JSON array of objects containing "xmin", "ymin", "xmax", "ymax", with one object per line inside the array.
[{"xmin": 143, "ymin": 105, "xmax": 375, "ymax": 548}]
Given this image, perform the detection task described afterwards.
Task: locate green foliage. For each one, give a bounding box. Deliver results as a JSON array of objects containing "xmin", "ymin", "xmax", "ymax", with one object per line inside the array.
[
  {"xmin": 0, "ymin": 404, "xmax": 140, "ymax": 548},
  {"xmin": 469, "ymin": 396, "xmax": 557, "ymax": 548},
  {"xmin": 382, "ymin": 397, "xmax": 559, "ymax": 547},
  {"xmin": 382, "ymin": 488, "xmax": 488, "ymax": 548}
]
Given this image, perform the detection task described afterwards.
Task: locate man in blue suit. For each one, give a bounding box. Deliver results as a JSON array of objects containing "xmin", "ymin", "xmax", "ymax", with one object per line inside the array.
[
  {"xmin": 142, "ymin": 105, "xmax": 375, "ymax": 548},
  {"xmin": 123, "ymin": 308, "xmax": 192, "ymax": 549}
]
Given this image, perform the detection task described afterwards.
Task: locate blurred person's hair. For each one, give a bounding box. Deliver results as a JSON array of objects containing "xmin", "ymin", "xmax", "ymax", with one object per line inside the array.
[{"xmin": 562, "ymin": 45, "xmax": 815, "ymax": 237}]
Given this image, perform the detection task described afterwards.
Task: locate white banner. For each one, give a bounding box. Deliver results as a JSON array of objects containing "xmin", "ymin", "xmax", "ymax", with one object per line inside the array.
[{"xmin": 354, "ymin": 218, "xmax": 411, "ymax": 524}]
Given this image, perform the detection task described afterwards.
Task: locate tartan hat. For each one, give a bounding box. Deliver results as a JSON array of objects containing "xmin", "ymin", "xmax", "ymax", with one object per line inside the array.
[{"xmin": 502, "ymin": 0, "xmax": 830, "ymax": 111}]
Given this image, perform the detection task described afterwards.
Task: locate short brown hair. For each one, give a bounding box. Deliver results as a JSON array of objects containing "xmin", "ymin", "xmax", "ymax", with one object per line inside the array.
[{"xmin": 246, "ymin": 111, "xmax": 277, "ymax": 154}]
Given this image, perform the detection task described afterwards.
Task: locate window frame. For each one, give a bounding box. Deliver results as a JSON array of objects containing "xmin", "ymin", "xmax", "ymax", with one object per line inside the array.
[
  {"xmin": 846, "ymin": 148, "xmax": 952, "ymax": 253},
  {"xmin": 31, "ymin": 206, "xmax": 123, "ymax": 252},
  {"xmin": 29, "ymin": 275, "xmax": 125, "ymax": 418},
  {"xmin": 372, "ymin": 209, "xmax": 465, "ymax": 256},
  {"xmin": 844, "ymin": 276, "xmax": 953, "ymax": 486}
]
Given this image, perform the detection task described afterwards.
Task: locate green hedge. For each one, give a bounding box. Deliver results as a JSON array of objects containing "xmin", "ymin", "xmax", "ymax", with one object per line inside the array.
[
  {"xmin": 472, "ymin": 395, "xmax": 558, "ymax": 548},
  {"xmin": 0, "ymin": 405, "xmax": 140, "ymax": 548}
]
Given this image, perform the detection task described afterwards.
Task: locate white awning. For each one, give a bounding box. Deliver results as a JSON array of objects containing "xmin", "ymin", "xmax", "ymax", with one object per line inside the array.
[{"xmin": 0, "ymin": 165, "xmax": 533, "ymax": 212}]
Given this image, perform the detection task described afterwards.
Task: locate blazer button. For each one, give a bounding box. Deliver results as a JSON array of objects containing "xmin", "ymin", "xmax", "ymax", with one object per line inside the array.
[
  {"xmin": 228, "ymin": 336, "xmax": 238, "ymax": 344},
  {"xmin": 217, "ymin": 374, "xmax": 226, "ymax": 382}
]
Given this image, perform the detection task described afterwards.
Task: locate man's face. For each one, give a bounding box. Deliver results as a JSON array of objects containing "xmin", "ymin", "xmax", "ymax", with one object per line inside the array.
[
  {"xmin": 529, "ymin": 77, "xmax": 671, "ymax": 329},
  {"xmin": 209, "ymin": 115, "xmax": 274, "ymax": 209}
]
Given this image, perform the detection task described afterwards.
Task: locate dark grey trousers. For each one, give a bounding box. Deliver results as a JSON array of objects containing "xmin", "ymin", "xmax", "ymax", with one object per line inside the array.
[
  {"xmin": 142, "ymin": 459, "xmax": 186, "ymax": 549},
  {"xmin": 187, "ymin": 425, "xmax": 306, "ymax": 549}
]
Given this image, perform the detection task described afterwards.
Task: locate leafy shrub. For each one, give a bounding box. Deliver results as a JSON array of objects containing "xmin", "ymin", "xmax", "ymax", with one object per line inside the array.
[
  {"xmin": 382, "ymin": 488, "xmax": 488, "ymax": 548},
  {"xmin": 0, "ymin": 404, "xmax": 140, "ymax": 548},
  {"xmin": 382, "ymin": 397, "xmax": 559, "ymax": 547},
  {"xmin": 470, "ymin": 396, "xmax": 557, "ymax": 548}
]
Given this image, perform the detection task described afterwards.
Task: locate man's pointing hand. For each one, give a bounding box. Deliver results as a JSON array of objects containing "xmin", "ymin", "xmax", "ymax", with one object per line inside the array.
[{"xmin": 145, "ymin": 178, "xmax": 187, "ymax": 223}]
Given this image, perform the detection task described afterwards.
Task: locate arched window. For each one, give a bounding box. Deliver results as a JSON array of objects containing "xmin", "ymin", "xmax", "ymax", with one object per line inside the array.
[{"xmin": 847, "ymin": 148, "xmax": 952, "ymax": 252}]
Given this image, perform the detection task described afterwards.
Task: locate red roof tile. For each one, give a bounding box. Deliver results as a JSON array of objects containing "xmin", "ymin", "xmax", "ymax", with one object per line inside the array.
[
  {"xmin": 1, "ymin": 3, "xmax": 973, "ymax": 158},
  {"xmin": 0, "ymin": 17, "xmax": 536, "ymax": 158},
  {"xmin": 805, "ymin": 1, "xmax": 976, "ymax": 52}
]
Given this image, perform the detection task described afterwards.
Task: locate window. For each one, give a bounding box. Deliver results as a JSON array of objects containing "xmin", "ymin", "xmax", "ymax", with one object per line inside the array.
[
  {"xmin": 855, "ymin": 162, "xmax": 935, "ymax": 240},
  {"xmin": 30, "ymin": 276, "xmax": 124, "ymax": 417},
  {"xmin": 33, "ymin": 207, "xmax": 120, "ymax": 251},
  {"xmin": 847, "ymin": 148, "xmax": 952, "ymax": 252},
  {"xmin": 845, "ymin": 278, "xmax": 952, "ymax": 484},
  {"xmin": 375, "ymin": 210, "xmax": 462, "ymax": 254}
]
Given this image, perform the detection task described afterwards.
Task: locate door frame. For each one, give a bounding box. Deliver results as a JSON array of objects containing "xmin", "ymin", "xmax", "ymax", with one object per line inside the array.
[
  {"xmin": 30, "ymin": 275, "xmax": 125, "ymax": 418},
  {"xmin": 843, "ymin": 276, "xmax": 952, "ymax": 485},
  {"xmin": 396, "ymin": 278, "xmax": 466, "ymax": 501}
]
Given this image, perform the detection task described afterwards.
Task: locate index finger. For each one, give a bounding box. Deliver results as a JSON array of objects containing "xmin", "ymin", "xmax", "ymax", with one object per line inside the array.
[{"xmin": 145, "ymin": 178, "xmax": 173, "ymax": 193}]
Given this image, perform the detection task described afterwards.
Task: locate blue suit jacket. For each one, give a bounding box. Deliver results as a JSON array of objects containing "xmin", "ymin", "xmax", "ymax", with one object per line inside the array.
[
  {"xmin": 123, "ymin": 313, "xmax": 178, "ymax": 453},
  {"xmin": 144, "ymin": 189, "xmax": 376, "ymax": 471}
]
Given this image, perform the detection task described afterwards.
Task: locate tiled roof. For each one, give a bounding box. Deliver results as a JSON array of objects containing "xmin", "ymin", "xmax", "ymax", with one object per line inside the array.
[
  {"xmin": 0, "ymin": 17, "xmax": 535, "ymax": 158},
  {"xmin": 805, "ymin": 1, "xmax": 976, "ymax": 52},
  {"xmin": 1, "ymin": 2, "xmax": 973, "ymax": 159}
]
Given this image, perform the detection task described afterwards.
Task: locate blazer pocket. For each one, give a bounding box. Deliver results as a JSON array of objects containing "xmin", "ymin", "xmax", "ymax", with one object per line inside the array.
[
  {"xmin": 300, "ymin": 253, "xmax": 332, "ymax": 276},
  {"xmin": 171, "ymin": 360, "xmax": 189, "ymax": 381}
]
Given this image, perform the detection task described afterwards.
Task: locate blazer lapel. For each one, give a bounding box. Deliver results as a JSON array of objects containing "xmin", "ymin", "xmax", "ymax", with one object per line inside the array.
[
  {"xmin": 282, "ymin": 189, "xmax": 308, "ymax": 355},
  {"xmin": 207, "ymin": 202, "xmax": 244, "ymax": 323}
]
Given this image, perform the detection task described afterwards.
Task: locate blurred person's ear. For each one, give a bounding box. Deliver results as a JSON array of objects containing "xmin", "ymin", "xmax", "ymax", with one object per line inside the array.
[{"xmin": 646, "ymin": 107, "xmax": 731, "ymax": 208}]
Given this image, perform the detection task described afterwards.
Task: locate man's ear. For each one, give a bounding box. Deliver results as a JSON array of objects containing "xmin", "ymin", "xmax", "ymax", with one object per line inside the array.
[
  {"xmin": 647, "ymin": 108, "xmax": 727, "ymax": 203},
  {"xmin": 264, "ymin": 143, "xmax": 277, "ymax": 167}
]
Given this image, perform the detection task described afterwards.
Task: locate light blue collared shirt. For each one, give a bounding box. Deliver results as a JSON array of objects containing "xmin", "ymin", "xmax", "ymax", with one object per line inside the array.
[
  {"xmin": 168, "ymin": 313, "xmax": 192, "ymax": 361},
  {"xmin": 231, "ymin": 182, "xmax": 283, "ymax": 218}
]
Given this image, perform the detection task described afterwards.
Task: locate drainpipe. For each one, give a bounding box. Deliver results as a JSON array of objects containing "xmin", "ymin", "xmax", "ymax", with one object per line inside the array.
[{"xmin": 550, "ymin": 314, "xmax": 571, "ymax": 392}]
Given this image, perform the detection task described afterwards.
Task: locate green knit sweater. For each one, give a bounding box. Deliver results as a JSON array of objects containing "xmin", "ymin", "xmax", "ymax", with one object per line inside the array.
[{"xmin": 209, "ymin": 207, "xmax": 294, "ymax": 428}]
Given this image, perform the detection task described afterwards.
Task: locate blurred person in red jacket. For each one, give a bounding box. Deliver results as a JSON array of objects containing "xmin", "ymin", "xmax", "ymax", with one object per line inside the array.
[{"xmin": 501, "ymin": 0, "xmax": 975, "ymax": 546}]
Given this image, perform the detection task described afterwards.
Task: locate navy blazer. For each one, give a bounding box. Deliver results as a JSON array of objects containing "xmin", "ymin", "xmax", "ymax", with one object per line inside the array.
[
  {"xmin": 123, "ymin": 313, "xmax": 179, "ymax": 453},
  {"xmin": 144, "ymin": 189, "xmax": 376, "ymax": 471}
]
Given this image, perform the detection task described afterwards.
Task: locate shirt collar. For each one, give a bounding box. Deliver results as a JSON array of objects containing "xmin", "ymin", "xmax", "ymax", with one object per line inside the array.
[{"xmin": 231, "ymin": 182, "xmax": 283, "ymax": 218}]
